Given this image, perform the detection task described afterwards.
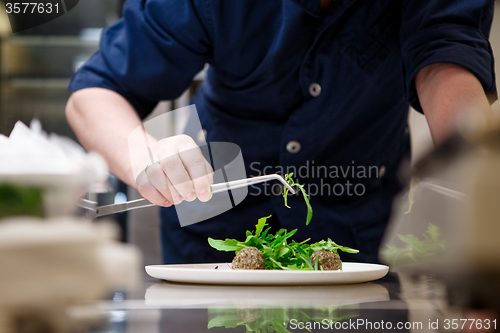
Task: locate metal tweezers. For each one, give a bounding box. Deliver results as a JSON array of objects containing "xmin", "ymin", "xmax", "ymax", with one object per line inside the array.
[{"xmin": 79, "ymin": 174, "xmax": 296, "ymax": 218}]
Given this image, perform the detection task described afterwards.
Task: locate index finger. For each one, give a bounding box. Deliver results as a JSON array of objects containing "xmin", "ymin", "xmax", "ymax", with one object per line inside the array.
[{"xmin": 177, "ymin": 139, "xmax": 213, "ymax": 202}]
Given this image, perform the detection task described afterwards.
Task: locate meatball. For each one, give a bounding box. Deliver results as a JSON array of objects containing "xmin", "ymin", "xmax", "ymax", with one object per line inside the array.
[
  {"xmin": 231, "ymin": 247, "xmax": 265, "ymax": 270},
  {"xmin": 310, "ymin": 250, "xmax": 341, "ymax": 270}
]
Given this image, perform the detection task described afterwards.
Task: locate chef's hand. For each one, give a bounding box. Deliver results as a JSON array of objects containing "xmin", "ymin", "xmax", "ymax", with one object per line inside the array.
[{"xmin": 134, "ymin": 134, "xmax": 214, "ymax": 207}]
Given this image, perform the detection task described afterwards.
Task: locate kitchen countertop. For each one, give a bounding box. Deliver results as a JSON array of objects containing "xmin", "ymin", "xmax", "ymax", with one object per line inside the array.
[{"xmin": 84, "ymin": 271, "xmax": 487, "ymax": 333}]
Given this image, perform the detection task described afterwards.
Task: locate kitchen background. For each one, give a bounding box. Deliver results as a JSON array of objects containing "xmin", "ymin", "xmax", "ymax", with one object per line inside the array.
[{"xmin": 0, "ymin": 0, "xmax": 499, "ymax": 267}]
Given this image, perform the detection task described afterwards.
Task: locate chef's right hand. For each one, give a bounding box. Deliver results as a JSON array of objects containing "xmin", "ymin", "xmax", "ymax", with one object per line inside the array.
[{"xmin": 133, "ymin": 134, "xmax": 214, "ymax": 207}]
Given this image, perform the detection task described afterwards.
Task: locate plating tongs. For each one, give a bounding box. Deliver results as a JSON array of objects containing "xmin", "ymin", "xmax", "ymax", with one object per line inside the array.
[{"xmin": 79, "ymin": 174, "xmax": 295, "ymax": 218}]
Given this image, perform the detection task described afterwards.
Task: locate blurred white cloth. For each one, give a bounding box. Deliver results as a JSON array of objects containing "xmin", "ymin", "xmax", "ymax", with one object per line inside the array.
[{"xmin": 0, "ymin": 119, "xmax": 107, "ymax": 183}]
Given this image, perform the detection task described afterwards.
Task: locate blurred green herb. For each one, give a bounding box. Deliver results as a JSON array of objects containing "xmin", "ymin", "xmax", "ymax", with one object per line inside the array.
[
  {"xmin": 283, "ymin": 172, "xmax": 312, "ymax": 225},
  {"xmin": 208, "ymin": 216, "xmax": 358, "ymax": 270},
  {"xmin": 405, "ymin": 189, "xmax": 415, "ymax": 215},
  {"xmin": 381, "ymin": 223, "xmax": 446, "ymax": 263},
  {"xmin": 404, "ymin": 177, "xmax": 419, "ymax": 214},
  {"xmin": 208, "ymin": 307, "xmax": 358, "ymax": 333},
  {"xmin": 0, "ymin": 184, "xmax": 44, "ymax": 219}
]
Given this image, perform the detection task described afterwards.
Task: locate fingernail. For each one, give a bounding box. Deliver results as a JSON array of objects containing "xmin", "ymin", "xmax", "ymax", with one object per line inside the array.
[
  {"xmin": 186, "ymin": 191, "xmax": 196, "ymax": 201},
  {"xmin": 198, "ymin": 189, "xmax": 208, "ymax": 200},
  {"xmin": 198, "ymin": 189, "xmax": 210, "ymax": 201}
]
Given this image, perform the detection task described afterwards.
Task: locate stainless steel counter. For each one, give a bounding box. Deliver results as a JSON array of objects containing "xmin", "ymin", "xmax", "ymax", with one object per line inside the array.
[{"xmin": 84, "ymin": 272, "xmax": 493, "ymax": 333}]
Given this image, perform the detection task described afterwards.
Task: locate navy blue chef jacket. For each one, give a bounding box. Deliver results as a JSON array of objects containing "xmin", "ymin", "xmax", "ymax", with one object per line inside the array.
[{"xmin": 69, "ymin": 0, "xmax": 497, "ymax": 264}]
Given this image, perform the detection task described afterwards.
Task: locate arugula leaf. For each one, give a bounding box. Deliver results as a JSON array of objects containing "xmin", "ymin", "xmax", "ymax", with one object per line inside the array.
[
  {"xmin": 283, "ymin": 172, "xmax": 313, "ymax": 225},
  {"xmin": 314, "ymin": 255, "xmax": 319, "ymax": 271},
  {"xmin": 207, "ymin": 238, "xmax": 245, "ymax": 252},
  {"xmin": 261, "ymin": 226, "xmax": 271, "ymax": 239},
  {"xmin": 207, "ymin": 315, "xmax": 243, "ymax": 329},
  {"xmin": 209, "ymin": 216, "xmax": 358, "ymax": 270},
  {"xmin": 255, "ymin": 215, "xmax": 271, "ymax": 238},
  {"xmin": 309, "ymin": 239, "xmax": 359, "ymax": 254},
  {"xmin": 302, "ymin": 189, "xmax": 313, "ymax": 225}
]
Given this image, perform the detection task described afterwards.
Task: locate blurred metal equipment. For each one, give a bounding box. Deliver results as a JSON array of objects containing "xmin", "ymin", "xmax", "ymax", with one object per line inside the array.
[
  {"xmin": 381, "ymin": 118, "xmax": 500, "ymax": 310},
  {"xmin": 0, "ymin": 0, "xmax": 119, "ymax": 138}
]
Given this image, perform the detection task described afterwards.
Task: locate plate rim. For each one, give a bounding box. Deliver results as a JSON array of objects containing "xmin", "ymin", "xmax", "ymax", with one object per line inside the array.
[
  {"xmin": 145, "ymin": 262, "xmax": 389, "ymax": 285},
  {"xmin": 146, "ymin": 262, "xmax": 388, "ymax": 272}
]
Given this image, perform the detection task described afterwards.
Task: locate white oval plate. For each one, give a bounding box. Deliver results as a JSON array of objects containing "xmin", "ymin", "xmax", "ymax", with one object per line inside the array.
[{"xmin": 145, "ymin": 262, "xmax": 389, "ymax": 285}]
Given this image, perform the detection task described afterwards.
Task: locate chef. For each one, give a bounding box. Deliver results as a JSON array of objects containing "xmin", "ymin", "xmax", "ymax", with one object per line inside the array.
[{"xmin": 66, "ymin": 0, "xmax": 497, "ymax": 264}]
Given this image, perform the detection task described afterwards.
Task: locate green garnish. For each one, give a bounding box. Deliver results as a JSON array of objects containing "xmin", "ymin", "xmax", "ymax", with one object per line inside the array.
[
  {"xmin": 207, "ymin": 307, "xmax": 358, "ymax": 332},
  {"xmin": 0, "ymin": 184, "xmax": 44, "ymax": 218},
  {"xmin": 380, "ymin": 223, "xmax": 446, "ymax": 264},
  {"xmin": 283, "ymin": 172, "xmax": 313, "ymax": 225},
  {"xmin": 208, "ymin": 216, "xmax": 359, "ymax": 270}
]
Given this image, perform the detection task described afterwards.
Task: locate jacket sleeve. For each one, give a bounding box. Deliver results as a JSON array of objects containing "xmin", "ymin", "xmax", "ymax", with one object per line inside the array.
[
  {"xmin": 68, "ymin": 0, "xmax": 212, "ymax": 118},
  {"xmin": 400, "ymin": 0, "xmax": 497, "ymax": 112}
]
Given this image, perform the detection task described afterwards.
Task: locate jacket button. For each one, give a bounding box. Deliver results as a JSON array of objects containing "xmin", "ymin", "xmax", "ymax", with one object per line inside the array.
[
  {"xmin": 378, "ymin": 165, "xmax": 386, "ymax": 178},
  {"xmin": 309, "ymin": 82, "xmax": 321, "ymax": 97},
  {"xmin": 273, "ymin": 184, "xmax": 283, "ymax": 195},
  {"xmin": 286, "ymin": 141, "xmax": 301, "ymax": 154}
]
